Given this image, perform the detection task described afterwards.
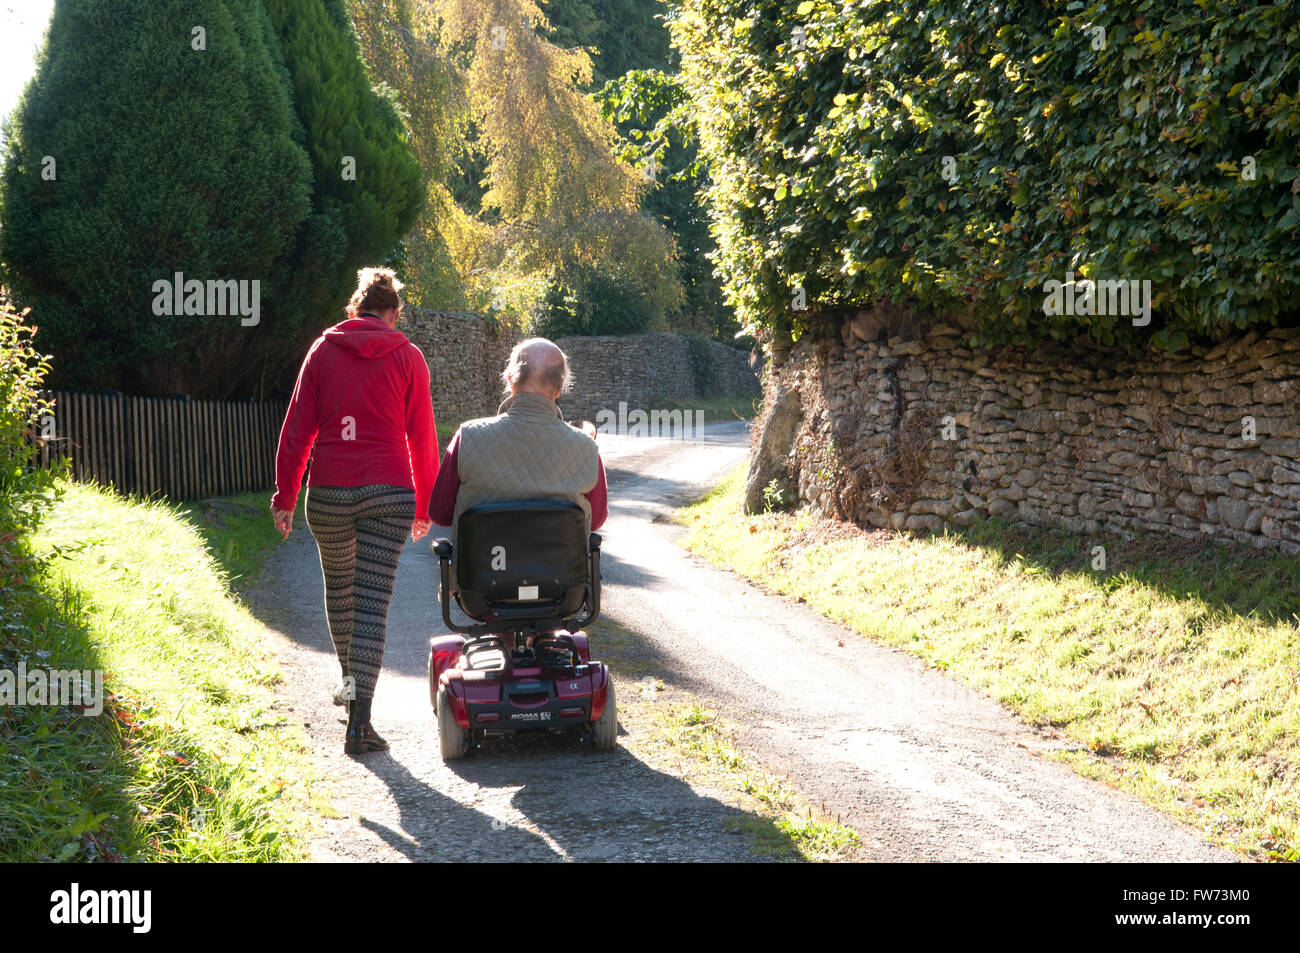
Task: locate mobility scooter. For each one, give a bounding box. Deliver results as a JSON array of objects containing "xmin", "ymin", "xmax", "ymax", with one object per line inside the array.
[{"xmin": 428, "ymin": 499, "xmax": 615, "ymax": 761}]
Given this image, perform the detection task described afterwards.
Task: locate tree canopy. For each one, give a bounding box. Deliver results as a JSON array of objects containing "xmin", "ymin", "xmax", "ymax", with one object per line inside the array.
[
  {"xmin": 1, "ymin": 0, "xmax": 313, "ymax": 396},
  {"xmin": 420, "ymin": 0, "xmax": 681, "ymax": 326}
]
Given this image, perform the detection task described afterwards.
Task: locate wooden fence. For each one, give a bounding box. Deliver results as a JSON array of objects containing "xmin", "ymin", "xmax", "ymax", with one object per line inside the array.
[{"xmin": 39, "ymin": 392, "xmax": 288, "ymax": 500}]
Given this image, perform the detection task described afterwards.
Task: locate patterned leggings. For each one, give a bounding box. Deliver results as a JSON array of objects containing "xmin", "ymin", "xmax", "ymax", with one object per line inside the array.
[{"xmin": 305, "ymin": 484, "xmax": 415, "ymax": 701}]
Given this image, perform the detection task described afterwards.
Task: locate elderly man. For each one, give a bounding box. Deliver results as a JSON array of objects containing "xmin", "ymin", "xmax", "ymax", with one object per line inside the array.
[{"xmin": 429, "ymin": 339, "xmax": 607, "ymax": 556}]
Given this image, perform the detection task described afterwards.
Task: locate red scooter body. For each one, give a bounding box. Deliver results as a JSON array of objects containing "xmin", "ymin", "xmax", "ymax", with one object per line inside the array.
[{"xmin": 429, "ymin": 502, "xmax": 615, "ymax": 758}]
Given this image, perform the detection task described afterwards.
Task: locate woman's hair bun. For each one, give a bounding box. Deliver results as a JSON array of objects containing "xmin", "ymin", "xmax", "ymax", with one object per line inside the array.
[{"xmin": 348, "ymin": 266, "xmax": 404, "ymax": 317}]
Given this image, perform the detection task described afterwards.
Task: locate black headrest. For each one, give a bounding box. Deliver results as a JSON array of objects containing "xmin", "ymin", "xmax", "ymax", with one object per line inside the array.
[{"xmin": 456, "ymin": 500, "xmax": 588, "ymax": 595}]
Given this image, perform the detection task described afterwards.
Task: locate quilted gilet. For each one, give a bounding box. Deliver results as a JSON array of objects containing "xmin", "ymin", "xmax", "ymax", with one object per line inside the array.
[{"xmin": 453, "ymin": 391, "xmax": 600, "ymax": 535}]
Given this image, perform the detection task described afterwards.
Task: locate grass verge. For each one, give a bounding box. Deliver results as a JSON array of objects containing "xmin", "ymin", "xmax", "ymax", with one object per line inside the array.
[
  {"xmin": 1, "ymin": 481, "xmax": 311, "ymax": 861},
  {"xmin": 591, "ymin": 617, "xmax": 859, "ymax": 862},
  {"xmin": 178, "ymin": 492, "xmax": 283, "ymax": 592},
  {"xmin": 647, "ymin": 393, "xmax": 761, "ymax": 422},
  {"xmin": 678, "ymin": 465, "xmax": 1300, "ymax": 862},
  {"xmin": 437, "ymin": 418, "xmax": 461, "ymax": 447}
]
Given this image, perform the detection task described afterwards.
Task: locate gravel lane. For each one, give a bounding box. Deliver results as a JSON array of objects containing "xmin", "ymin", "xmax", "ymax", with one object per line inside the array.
[
  {"xmin": 251, "ymin": 420, "xmax": 1231, "ymax": 862},
  {"xmin": 249, "ymin": 434, "xmax": 769, "ymax": 862}
]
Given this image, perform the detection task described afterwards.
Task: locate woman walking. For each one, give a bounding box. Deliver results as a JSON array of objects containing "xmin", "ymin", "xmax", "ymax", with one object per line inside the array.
[{"xmin": 271, "ymin": 267, "xmax": 438, "ymax": 755}]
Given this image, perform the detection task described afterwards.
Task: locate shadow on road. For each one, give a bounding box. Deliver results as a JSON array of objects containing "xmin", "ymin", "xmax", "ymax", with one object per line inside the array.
[
  {"xmin": 604, "ymin": 464, "xmax": 726, "ymax": 512},
  {"xmin": 350, "ymin": 750, "xmax": 557, "ymax": 862},
  {"xmin": 435, "ymin": 737, "xmax": 797, "ymax": 862}
]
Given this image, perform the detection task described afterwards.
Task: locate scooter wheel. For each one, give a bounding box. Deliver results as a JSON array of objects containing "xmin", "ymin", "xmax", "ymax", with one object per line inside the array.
[
  {"xmin": 593, "ymin": 679, "xmax": 617, "ymax": 751},
  {"xmin": 437, "ymin": 685, "xmax": 470, "ymax": 761}
]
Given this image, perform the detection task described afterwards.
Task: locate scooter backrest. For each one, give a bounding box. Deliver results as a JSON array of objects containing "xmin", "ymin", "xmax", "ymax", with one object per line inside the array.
[{"xmin": 455, "ymin": 500, "xmax": 589, "ymax": 617}]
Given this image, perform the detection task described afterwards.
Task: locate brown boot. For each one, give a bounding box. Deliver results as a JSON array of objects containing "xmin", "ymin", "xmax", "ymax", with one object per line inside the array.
[{"xmin": 344, "ymin": 697, "xmax": 388, "ymax": 755}]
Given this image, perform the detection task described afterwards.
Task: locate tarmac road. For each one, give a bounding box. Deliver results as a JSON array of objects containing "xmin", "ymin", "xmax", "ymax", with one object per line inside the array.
[{"xmin": 251, "ymin": 420, "xmax": 1232, "ymax": 862}]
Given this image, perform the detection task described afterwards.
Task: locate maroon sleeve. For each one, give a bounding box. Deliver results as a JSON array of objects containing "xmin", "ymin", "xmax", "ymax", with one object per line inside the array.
[
  {"xmin": 429, "ymin": 429, "xmax": 462, "ymax": 527},
  {"xmin": 587, "ymin": 454, "xmax": 608, "ymax": 531},
  {"xmin": 404, "ymin": 348, "xmax": 439, "ymax": 522},
  {"xmin": 271, "ymin": 341, "xmax": 323, "ymax": 513}
]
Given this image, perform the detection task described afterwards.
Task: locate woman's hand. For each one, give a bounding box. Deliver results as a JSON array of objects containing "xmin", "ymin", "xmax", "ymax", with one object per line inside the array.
[
  {"xmin": 272, "ymin": 508, "xmax": 294, "ymax": 539},
  {"xmin": 411, "ymin": 518, "xmax": 432, "ymax": 542}
]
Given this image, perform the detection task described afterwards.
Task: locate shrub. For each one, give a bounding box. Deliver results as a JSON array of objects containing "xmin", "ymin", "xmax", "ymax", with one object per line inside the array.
[
  {"xmin": 537, "ymin": 262, "xmax": 661, "ymax": 337},
  {"xmin": 0, "ymin": 294, "xmax": 64, "ymax": 567},
  {"xmin": 673, "ymin": 0, "xmax": 1300, "ymax": 350}
]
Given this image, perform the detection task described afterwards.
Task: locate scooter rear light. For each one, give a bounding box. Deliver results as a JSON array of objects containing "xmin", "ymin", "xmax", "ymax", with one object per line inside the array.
[
  {"xmin": 560, "ymin": 707, "xmax": 584, "ymax": 718},
  {"xmin": 476, "ymin": 712, "xmax": 501, "ymax": 723}
]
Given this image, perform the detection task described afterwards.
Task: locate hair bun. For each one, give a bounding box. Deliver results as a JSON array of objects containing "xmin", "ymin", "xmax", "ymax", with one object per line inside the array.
[{"xmin": 348, "ymin": 266, "xmax": 405, "ymax": 317}]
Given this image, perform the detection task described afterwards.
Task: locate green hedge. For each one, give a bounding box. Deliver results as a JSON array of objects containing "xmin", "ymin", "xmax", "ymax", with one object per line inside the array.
[{"xmin": 673, "ymin": 0, "xmax": 1300, "ymax": 350}]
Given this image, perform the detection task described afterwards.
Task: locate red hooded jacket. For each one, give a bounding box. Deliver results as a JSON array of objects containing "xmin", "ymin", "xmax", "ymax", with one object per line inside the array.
[{"xmin": 272, "ymin": 314, "xmax": 438, "ymax": 520}]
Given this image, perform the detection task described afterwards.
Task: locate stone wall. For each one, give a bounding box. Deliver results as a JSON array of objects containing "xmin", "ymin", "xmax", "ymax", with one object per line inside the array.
[
  {"xmin": 710, "ymin": 340, "xmax": 765, "ymax": 402},
  {"xmin": 770, "ymin": 314, "xmax": 1300, "ymax": 553},
  {"xmin": 553, "ymin": 333, "xmax": 761, "ymax": 421},
  {"xmin": 402, "ymin": 309, "xmax": 518, "ymax": 427},
  {"xmin": 403, "ymin": 308, "xmax": 761, "ymax": 426}
]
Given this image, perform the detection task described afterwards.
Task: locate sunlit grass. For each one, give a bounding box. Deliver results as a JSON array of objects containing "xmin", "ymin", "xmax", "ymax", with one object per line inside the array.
[
  {"xmin": 656, "ymin": 701, "xmax": 859, "ymax": 862},
  {"xmin": 0, "ymin": 481, "xmax": 311, "ymax": 861},
  {"xmin": 679, "ymin": 465, "xmax": 1300, "ymax": 862}
]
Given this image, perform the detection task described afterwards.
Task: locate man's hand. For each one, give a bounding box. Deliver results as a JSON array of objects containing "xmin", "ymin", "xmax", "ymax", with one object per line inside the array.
[
  {"xmin": 272, "ymin": 508, "xmax": 293, "ymax": 539},
  {"xmin": 570, "ymin": 419, "xmax": 597, "ymax": 439},
  {"xmin": 412, "ymin": 518, "xmax": 432, "ymax": 542}
]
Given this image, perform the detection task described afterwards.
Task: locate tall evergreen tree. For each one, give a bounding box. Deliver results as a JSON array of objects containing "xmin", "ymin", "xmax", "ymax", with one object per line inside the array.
[
  {"xmin": 264, "ymin": 0, "xmax": 425, "ymax": 321},
  {"xmin": 0, "ymin": 0, "xmax": 315, "ymax": 396},
  {"xmin": 348, "ymin": 0, "xmax": 467, "ymax": 308},
  {"xmin": 0, "ymin": 0, "xmax": 426, "ymax": 398}
]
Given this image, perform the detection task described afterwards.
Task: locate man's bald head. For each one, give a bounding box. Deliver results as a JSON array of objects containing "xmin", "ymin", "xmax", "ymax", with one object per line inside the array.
[{"xmin": 502, "ymin": 337, "xmax": 572, "ymax": 400}]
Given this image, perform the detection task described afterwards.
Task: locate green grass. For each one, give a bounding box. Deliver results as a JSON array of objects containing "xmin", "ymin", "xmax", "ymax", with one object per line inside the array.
[
  {"xmin": 178, "ymin": 492, "xmax": 283, "ymax": 591},
  {"xmin": 648, "ymin": 393, "xmax": 761, "ymax": 422},
  {"xmin": 0, "ymin": 481, "xmax": 311, "ymax": 861},
  {"xmin": 437, "ymin": 418, "xmax": 461, "ymax": 446},
  {"xmin": 679, "ymin": 465, "xmax": 1300, "ymax": 862},
  {"xmin": 655, "ymin": 701, "xmax": 859, "ymax": 862},
  {"xmin": 662, "ymin": 703, "xmax": 745, "ymax": 769}
]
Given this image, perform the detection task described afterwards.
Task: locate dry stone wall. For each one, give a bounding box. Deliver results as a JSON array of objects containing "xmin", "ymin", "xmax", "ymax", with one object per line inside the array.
[
  {"xmin": 773, "ymin": 316, "xmax": 1300, "ymax": 553},
  {"xmin": 552, "ymin": 333, "xmax": 761, "ymax": 421},
  {"xmin": 402, "ymin": 309, "xmax": 517, "ymax": 427},
  {"xmin": 402, "ymin": 308, "xmax": 761, "ymax": 426}
]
